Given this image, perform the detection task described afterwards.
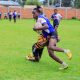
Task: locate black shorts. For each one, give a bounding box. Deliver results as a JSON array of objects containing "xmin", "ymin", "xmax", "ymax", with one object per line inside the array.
[{"xmin": 49, "ymin": 31, "xmax": 58, "ymax": 40}]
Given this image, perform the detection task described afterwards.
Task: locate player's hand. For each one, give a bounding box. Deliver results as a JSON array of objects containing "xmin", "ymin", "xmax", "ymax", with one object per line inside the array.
[{"xmin": 33, "ymin": 28, "xmax": 36, "ymax": 31}]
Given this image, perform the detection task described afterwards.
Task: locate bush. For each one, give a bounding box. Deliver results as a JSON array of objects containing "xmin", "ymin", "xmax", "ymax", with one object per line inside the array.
[
  {"xmin": 72, "ymin": 17, "xmax": 77, "ymax": 19},
  {"xmin": 26, "ymin": 1, "xmax": 42, "ymax": 5}
]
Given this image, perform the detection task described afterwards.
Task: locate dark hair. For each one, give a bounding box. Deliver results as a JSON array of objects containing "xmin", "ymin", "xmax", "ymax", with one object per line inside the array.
[
  {"xmin": 54, "ymin": 9, "xmax": 58, "ymax": 11},
  {"xmin": 33, "ymin": 8, "xmax": 41, "ymax": 13},
  {"xmin": 36, "ymin": 5, "xmax": 41, "ymax": 9}
]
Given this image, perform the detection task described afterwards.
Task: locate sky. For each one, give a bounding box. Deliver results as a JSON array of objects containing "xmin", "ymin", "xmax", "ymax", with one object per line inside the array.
[{"xmin": 39, "ymin": 0, "xmax": 44, "ymax": 2}]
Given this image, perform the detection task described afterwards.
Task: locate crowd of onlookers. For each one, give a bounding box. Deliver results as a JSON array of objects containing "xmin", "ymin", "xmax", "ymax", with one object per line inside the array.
[{"xmin": 0, "ymin": 10, "xmax": 21, "ymax": 22}]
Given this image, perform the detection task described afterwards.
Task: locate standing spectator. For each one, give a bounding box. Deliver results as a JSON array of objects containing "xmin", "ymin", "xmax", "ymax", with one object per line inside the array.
[
  {"xmin": 4, "ymin": 12, "xmax": 7, "ymax": 19},
  {"xmin": 17, "ymin": 12, "xmax": 21, "ymax": 19},
  {"xmin": 0, "ymin": 12, "xmax": 2, "ymax": 19},
  {"xmin": 13, "ymin": 10, "xmax": 17, "ymax": 23},
  {"xmin": 8, "ymin": 11, "xmax": 12, "ymax": 21}
]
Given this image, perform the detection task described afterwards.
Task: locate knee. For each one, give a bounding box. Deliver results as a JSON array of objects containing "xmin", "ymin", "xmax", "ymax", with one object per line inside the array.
[
  {"xmin": 48, "ymin": 45, "xmax": 53, "ymax": 50},
  {"xmin": 48, "ymin": 45, "xmax": 56, "ymax": 51}
]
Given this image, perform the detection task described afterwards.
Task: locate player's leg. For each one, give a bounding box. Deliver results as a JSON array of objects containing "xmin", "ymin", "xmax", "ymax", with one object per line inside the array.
[
  {"xmin": 26, "ymin": 44, "xmax": 39, "ymax": 62},
  {"xmin": 48, "ymin": 38, "xmax": 64, "ymax": 52},
  {"xmin": 47, "ymin": 46, "xmax": 68, "ymax": 70},
  {"xmin": 47, "ymin": 46, "xmax": 62, "ymax": 64},
  {"xmin": 38, "ymin": 48, "xmax": 44, "ymax": 59},
  {"xmin": 14, "ymin": 17, "xmax": 16, "ymax": 23},
  {"xmin": 54, "ymin": 27, "xmax": 60, "ymax": 42},
  {"xmin": 32, "ymin": 43, "xmax": 39, "ymax": 60},
  {"xmin": 26, "ymin": 43, "xmax": 44, "ymax": 62},
  {"xmin": 26, "ymin": 35, "xmax": 47, "ymax": 62},
  {"xmin": 32, "ymin": 35, "xmax": 47, "ymax": 59},
  {"xmin": 32, "ymin": 43, "xmax": 44, "ymax": 61},
  {"xmin": 9, "ymin": 16, "xmax": 11, "ymax": 21},
  {"xmin": 48, "ymin": 31, "xmax": 72, "ymax": 60},
  {"xmin": 48, "ymin": 38, "xmax": 72, "ymax": 60}
]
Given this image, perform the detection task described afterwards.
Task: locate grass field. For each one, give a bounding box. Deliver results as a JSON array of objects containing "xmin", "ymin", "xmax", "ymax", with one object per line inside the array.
[{"xmin": 0, "ymin": 19, "xmax": 80, "ymax": 80}]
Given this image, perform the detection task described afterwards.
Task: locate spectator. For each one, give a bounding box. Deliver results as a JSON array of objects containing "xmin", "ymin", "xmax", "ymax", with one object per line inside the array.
[
  {"xmin": 0, "ymin": 12, "xmax": 2, "ymax": 19},
  {"xmin": 17, "ymin": 12, "xmax": 21, "ymax": 19},
  {"xmin": 4, "ymin": 12, "xmax": 7, "ymax": 19},
  {"xmin": 13, "ymin": 10, "xmax": 17, "ymax": 23},
  {"xmin": 8, "ymin": 11, "xmax": 12, "ymax": 21}
]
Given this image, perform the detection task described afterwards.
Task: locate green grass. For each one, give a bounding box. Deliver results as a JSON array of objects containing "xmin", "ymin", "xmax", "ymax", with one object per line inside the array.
[{"xmin": 0, "ymin": 19, "xmax": 80, "ymax": 80}]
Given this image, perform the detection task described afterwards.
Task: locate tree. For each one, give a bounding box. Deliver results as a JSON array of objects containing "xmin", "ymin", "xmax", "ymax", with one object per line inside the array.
[
  {"xmin": 62, "ymin": 0, "xmax": 71, "ymax": 7},
  {"xmin": 26, "ymin": 0, "xmax": 42, "ymax": 5},
  {"xmin": 12, "ymin": 0, "xmax": 26, "ymax": 6},
  {"xmin": 74, "ymin": 0, "xmax": 80, "ymax": 8}
]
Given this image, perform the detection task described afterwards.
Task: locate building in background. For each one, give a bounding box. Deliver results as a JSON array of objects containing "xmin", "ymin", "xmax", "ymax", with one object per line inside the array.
[
  {"xmin": 0, "ymin": 0, "xmax": 20, "ymax": 7},
  {"xmin": 42, "ymin": 0, "xmax": 77, "ymax": 7}
]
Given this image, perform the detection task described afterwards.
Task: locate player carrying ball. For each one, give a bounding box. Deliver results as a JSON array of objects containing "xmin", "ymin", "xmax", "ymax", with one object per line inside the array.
[{"xmin": 26, "ymin": 7, "xmax": 72, "ymax": 70}]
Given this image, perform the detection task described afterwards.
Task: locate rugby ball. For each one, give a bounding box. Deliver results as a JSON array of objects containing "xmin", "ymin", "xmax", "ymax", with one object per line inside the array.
[{"xmin": 34, "ymin": 22, "xmax": 42, "ymax": 34}]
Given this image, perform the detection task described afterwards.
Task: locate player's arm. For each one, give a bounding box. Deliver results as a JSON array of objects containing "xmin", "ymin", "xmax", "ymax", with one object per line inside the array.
[
  {"xmin": 33, "ymin": 23, "xmax": 48, "ymax": 30},
  {"xmin": 54, "ymin": 19, "xmax": 59, "ymax": 31},
  {"xmin": 33, "ymin": 18, "xmax": 48, "ymax": 31},
  {"xmin": 59, "ymin": 14, "xmax": 62, "ymax": 20},
  {"xmin": 50, "ymin": 14, "xmax": 53, "ymax": 20}
]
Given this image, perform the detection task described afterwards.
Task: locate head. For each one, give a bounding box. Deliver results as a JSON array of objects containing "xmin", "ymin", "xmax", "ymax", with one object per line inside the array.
[
  {"xmin": 32, "ymin": 8, "xmax": 41, "ymax": 19},
  {"xmin": 36, "ymin": 5, "xmax": 43, "ymax": 14},
  {"xmin": 54, "ymin": 9, "xmax": 58, "ymax": 14},
  {"xmin": 14, "ymin": 10, "xmax": 16, "ymax": 12}
]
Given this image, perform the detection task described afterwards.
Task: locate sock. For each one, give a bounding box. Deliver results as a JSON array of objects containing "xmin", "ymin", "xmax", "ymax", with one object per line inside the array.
[
  {"xmin": 62, "ymin": 62, "xmax": 68, "ymax": 66},
  {"xmin": 64, "ymin": 49, "xmax": 68, "ymax": 53}
]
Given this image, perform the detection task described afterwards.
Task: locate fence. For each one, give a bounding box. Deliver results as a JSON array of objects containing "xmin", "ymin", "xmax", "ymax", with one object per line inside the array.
[{"xmin": 0, "ymin": 6, "xmax": 80, "ymax": 19}]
